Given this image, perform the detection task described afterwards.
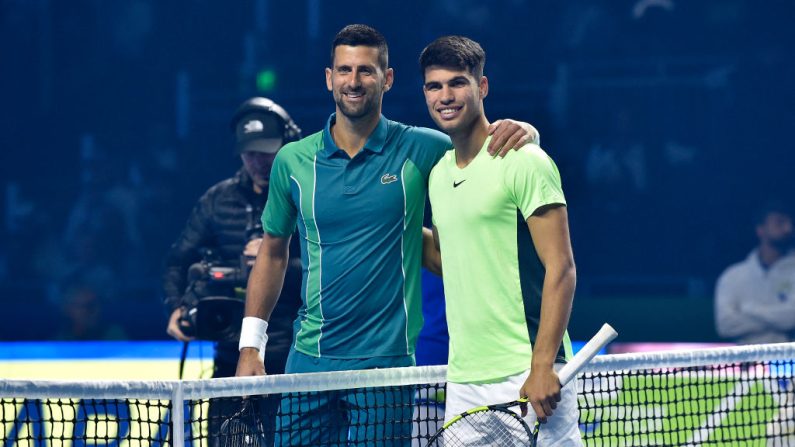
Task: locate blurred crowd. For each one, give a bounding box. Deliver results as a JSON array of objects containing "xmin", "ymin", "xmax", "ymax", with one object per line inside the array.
[{"xmin": 1, "ymin": 0, "xmax": 793, "ymax": 342}]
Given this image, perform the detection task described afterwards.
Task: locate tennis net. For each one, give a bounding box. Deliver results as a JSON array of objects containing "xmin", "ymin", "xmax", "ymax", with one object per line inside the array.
[{"xmin": 2, "ymin": 342, "xmax": 794, "ymax": 446}]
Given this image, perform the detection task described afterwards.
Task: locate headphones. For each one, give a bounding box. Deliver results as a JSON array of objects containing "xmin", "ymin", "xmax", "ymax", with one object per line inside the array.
[{"xmin": 230, "ymin": 97, "xmax": 302, "ymax": 144}]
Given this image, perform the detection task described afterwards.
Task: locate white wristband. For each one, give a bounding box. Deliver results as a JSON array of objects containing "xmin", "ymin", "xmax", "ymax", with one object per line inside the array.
[{"xmin": 239, "ymin": 317, "xmax": 269, "ymax": 362}]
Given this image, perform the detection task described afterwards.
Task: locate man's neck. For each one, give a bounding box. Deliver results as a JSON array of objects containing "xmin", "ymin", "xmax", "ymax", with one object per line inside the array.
[
  {"xmin": 331, "ymin": 109, "xmax": 381, "ymax": 158},
  {"xmin": 758, "ymin": 243, "xmax": 784, "ymax": 268},
  {"xmin": 451, "ymin": 117, "xmax": 490, "ymax": 168}
]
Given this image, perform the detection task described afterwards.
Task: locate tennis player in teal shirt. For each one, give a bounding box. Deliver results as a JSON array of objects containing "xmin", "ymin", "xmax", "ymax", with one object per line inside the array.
[{"xmin": 236, "ymin": 25, "xmax": 539, "ymax": 446}]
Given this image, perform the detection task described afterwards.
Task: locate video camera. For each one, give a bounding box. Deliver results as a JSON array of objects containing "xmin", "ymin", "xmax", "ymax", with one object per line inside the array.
[
  {"xmin": 189, "ymin": 204, "xmax": 263, "ymax": 288},
  {"xmin": 179, "ymin": 205, "xmax": 263, "ymax": 341}
]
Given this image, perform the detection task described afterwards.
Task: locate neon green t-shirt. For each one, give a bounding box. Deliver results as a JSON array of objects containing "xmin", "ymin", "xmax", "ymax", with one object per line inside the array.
[{"xmin": 428, "ymin": 138, "xmax": 573, "ymax": 383}]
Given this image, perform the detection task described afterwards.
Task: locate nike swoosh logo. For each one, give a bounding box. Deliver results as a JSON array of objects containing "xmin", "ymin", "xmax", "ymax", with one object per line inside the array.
[{"xmin": 453, "ymin": 180, "xmax": 466, "ymax": 188}]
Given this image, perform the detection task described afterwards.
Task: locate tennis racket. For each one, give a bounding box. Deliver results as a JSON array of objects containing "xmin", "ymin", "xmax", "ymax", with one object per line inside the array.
[
  {"xmin": 219, "ymin": 397, "xmax": 268, "ymax": 447},
  {"xmin": 426, "ymin": 323, "xmax": 618, "ymax": 446}
]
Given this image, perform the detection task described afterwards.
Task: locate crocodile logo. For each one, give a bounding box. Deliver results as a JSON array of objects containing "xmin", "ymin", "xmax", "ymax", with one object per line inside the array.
[{"xmin": 381, "ymin": 173, "xmax": 398, "ymax": 185}]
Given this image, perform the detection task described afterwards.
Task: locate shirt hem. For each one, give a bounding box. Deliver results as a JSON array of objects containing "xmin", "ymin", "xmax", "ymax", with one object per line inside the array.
[
  {"xmin": 448, "ymin": 355, "xmax": 568, "ymax": 384},
  {"xmin": 448, "ymin": 365, "xmax": 529, "ymax": 384},
  {"xmin": 294, "ymin": 345, "xmax": 416, "ymax": 360}
]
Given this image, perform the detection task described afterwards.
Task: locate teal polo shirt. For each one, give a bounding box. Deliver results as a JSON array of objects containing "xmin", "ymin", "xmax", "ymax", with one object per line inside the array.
[{"xmin": 262, "ymin": 114, "xmax": 450, "ymax": 359}]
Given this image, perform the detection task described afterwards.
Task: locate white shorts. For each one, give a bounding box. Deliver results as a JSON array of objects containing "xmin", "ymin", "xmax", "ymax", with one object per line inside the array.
[{"xmin": 445, "ymin": 367, "xmax": 583, "ymax": 447}]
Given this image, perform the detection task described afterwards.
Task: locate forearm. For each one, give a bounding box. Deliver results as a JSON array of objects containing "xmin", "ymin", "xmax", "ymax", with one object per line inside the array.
[
  {"xmin": 715, "ymin": 304, "xmax": 769, "ymax": 337},
  {"xmin": 532, "ymin": 262, "xmax": 576, "ymax": 369},
  {"xmin": 422, "ymin": 227, "xmax": 443, "ymax": 276},
  {"xmin": 244, "ymin": 237, "xmax": 290, "ymax": 322},
  {"xmin": 739, "ymin": 302, "xmax": 795, "ymax": 332},
  {"xmin": 714, "ymin": 285, "xmax": 772, "ymax": 337}
]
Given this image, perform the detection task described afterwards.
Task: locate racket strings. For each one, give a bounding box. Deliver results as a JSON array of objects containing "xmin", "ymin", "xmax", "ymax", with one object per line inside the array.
[
  {"xmin": 219, "ymin": 399, "xmax": 267, "ymax": 447},
  {"xmin": 437, "ymin": 409, "xmax": 533, "ymax": 446}
]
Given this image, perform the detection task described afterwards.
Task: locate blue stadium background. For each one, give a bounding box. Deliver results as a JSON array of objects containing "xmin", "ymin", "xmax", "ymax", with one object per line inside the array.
[{"xmin": 1, "ymin": 0, "xmax": 793, "ymax": 342}]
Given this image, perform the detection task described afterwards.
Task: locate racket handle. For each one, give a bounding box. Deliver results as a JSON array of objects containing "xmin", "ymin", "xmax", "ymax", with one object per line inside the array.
[{"xmin": 557, "ymin": 323, "xmax": 617, "ymax": 385}]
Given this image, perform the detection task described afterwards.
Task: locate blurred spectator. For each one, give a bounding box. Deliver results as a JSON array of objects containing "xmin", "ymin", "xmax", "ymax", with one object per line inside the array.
[
  {"xmin": 715, "ymin": 201, "xmax": 795, "ymax": 344},
  {"xmin": 54, "ymin": 136, "xmax": 146, "ymax": 295},
  {"xmin": 54, "ymin": 284, "xmax": 127, "ymax": 341}
]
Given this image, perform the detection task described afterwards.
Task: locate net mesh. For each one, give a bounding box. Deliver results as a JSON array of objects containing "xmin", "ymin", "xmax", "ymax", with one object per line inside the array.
[
  {"xmin": 188, "ymin": 384, "xmax": 444, "ymax": 446},
  {"xmin": 1, "ymin": 398, "xmax": 171, "ymax": 447},
  {"xmin": 579, "ymin": 361, "xmax": 795, "ymax": 446},
  {"xmin": 2, "ymin": 343, "xmax": 794, "ymax": 446}
]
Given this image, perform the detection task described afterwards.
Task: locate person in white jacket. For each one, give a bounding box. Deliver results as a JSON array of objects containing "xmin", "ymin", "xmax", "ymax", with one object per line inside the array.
[{"xmin": 715, "ymin": 202, "xmax": 795, "ymax": 344}]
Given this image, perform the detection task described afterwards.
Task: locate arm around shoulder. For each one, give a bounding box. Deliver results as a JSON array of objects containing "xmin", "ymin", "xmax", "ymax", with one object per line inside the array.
[{"xmin": 487, "ymin": 119, "xmax": 540, "ymax": 156}]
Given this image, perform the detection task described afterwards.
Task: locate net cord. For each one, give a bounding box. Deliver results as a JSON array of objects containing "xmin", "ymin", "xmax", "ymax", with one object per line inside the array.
[
  {"xmin": 0, "ymin": 379, "xmax": 175, "ymax": 399},
  {"xmin": 181, "ymin": 364, "xmax": 447, "ymax": 399},
  {"xmin": 2, "ymin": 343, "xmax": 794, "ymax": 399},
  {"xmin": 583, "ymin": 341, "xmax": 795, "ymax": 373}
]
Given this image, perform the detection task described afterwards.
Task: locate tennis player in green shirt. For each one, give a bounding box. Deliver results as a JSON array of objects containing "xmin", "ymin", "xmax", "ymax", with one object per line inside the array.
[{"xmin": 421, "ymin": 36, "xmax": 582, "ymax": 445}]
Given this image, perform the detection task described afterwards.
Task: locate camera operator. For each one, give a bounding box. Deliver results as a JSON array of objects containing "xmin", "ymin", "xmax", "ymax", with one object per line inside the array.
[{"xmin": 162, "ymin": 96, "xmax": 302, "ymax": 377}]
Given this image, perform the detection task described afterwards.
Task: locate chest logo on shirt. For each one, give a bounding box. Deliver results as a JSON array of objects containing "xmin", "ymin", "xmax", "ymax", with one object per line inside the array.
[
  {"xmin": 777, "ymin": 281, "xmax": 792, "ymax": 302},
  {"xmin": 381, "ymin": 173, "xmax": 398, "ymax": 185},
  {"xmin": 453, "ymin": 180, "xmax": 466, "ymax": 188}
]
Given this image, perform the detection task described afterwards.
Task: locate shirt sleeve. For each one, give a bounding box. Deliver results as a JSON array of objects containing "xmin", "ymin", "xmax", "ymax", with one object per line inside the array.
[
  {"xmin": 714, "ymin": 268, "xmax": 771, "ymax": 338},
  {"xmin": 407, "ymin": 126, "xmax": 452, "ymax": 179},
  {"xmin": 261, "ymin": 150, "xmax": 298, "ymax": 237},
  {"xmin": 502, "ymin": 144, "xmax": 566, "ymax": 219},
  {"xmin": 739, "ymin": 301, "xmax": 795, "ymax": 332},
  {"xmin": 429, "ymin": 165, "xmax": 440, "ymax": 228}
]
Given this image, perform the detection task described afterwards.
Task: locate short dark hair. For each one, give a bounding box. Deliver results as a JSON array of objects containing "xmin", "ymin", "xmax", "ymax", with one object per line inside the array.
[
  {"xmin": 754, "ymin": 200, "xmax": 793, "ymax": 225},
  {"xmin": 419, "ymin": 35, "xmax": 486, "ymax": 79},
  {"xmin": 331, "ymin": 24, "xmax": 389, "ymax": 72}
]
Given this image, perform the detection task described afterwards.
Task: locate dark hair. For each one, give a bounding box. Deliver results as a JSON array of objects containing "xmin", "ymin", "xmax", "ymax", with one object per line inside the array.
[
  {"xmin": 419, "ymin": 35, "xmax": 486, "ymax": 79},
  {"xmin": 331, "ymin": 24, "xmax": 389, "ymax": 72},
  {"xmin": 754, "ymin": 200, "xmax": 793, "ymax": 225}
]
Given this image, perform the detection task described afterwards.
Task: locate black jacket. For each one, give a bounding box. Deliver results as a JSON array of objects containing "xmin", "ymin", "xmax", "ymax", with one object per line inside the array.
[{"xmin": 162, "ymin": 168, "xmax": 301, "ymax": 366}]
